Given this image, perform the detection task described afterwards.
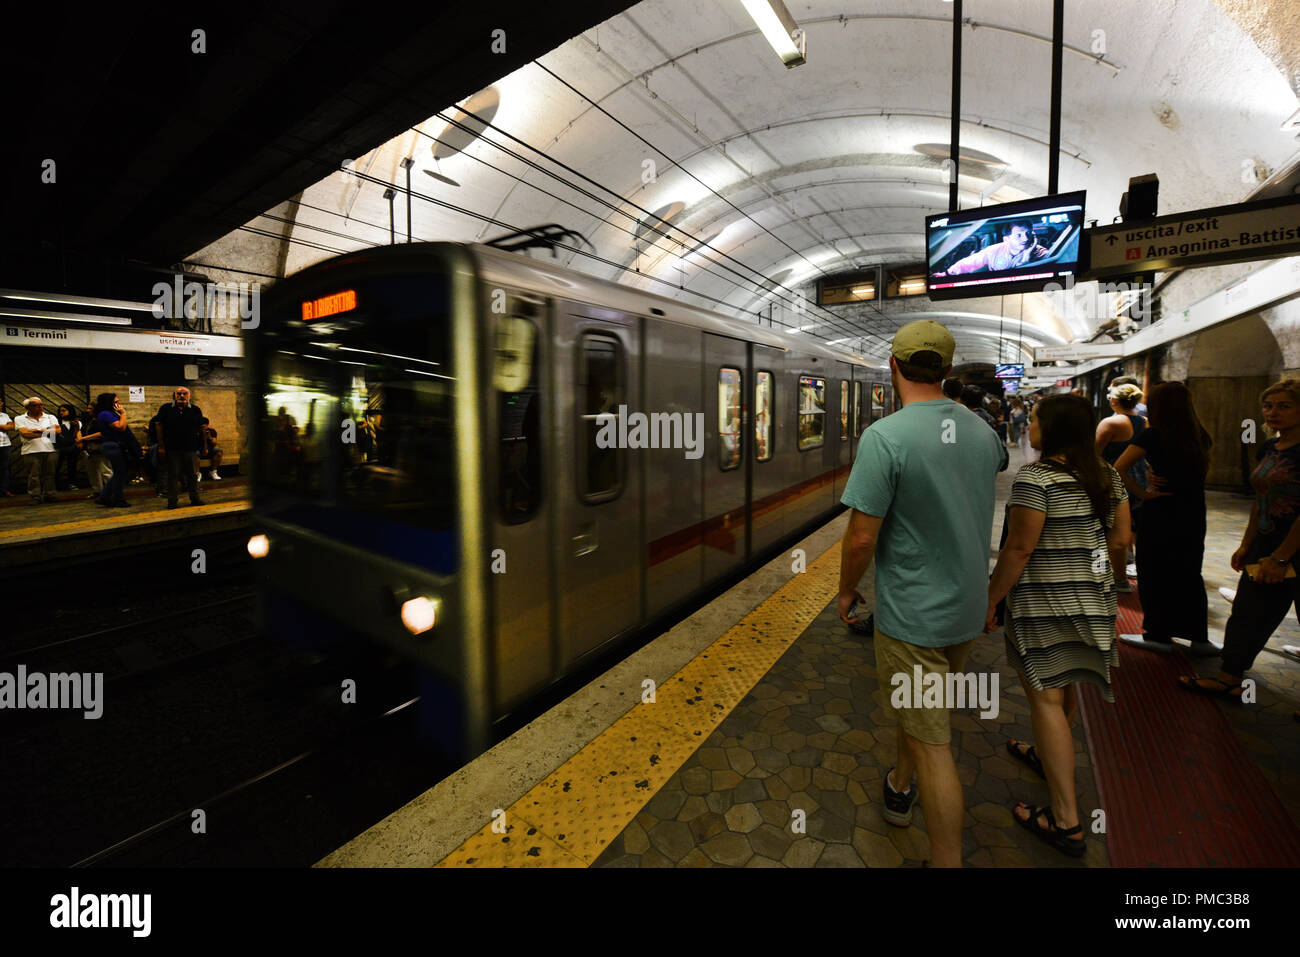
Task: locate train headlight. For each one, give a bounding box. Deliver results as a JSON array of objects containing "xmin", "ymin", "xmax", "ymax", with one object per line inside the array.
[
  {"xmin": 247, "ymin": 534, "xmax": 270, "ymax": 558},
  {"xmin": 401, "ymin": 597, "xmax": 438, "ymax": 635}
]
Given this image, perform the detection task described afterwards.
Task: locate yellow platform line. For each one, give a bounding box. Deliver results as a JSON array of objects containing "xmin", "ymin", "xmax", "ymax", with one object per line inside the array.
[
  {"xmin": 0, "ymin": 500, "xmax": 250, "ymax": 543},
  {"xmin": 437, "ymin": 541, "xmax": 842, "ymax": 867}
]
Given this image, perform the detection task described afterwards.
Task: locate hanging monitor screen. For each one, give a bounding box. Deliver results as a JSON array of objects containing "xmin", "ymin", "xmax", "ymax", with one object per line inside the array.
[
  {"xmin": 925, "ymin": 192, "xmax": 1086, "ymax": 300},
  {"xmin": 994, "ymin": 363, "xmax": 1025, "ymax": 379}
]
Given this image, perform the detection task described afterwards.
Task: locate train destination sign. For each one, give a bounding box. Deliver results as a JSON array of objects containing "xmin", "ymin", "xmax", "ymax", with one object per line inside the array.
[{"xmin": 1086, "ymin": 193, "xmax": 1300, "ymax": 279}]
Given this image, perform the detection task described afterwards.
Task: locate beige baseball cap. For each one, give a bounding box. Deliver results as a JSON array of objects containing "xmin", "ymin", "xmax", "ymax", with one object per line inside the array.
[{"xmin": 891, "ymin": 320, "xmax": 955, "ymax": 368}]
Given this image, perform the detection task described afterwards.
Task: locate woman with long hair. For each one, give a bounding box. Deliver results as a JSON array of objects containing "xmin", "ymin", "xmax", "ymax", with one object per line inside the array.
[
  {"xmin": 1115, "ymin": 382, "xmax": 1214, "ymax": 654},
  {"xmin": 92, "ymin": 392, "xmax": 130, "ymax": 508},
  {"xmin": 987, "ymin": 394, "xmax": 1131, "ymax": 857},
  {"xmin": 1181, "ymin": 380, "xmax": 1300, "ymax": 699}
]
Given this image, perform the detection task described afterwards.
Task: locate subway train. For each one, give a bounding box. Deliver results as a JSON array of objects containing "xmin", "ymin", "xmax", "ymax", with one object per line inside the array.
[{"xmin": 248, "ymin": 239, "xmax": 892, "ymax": 758}]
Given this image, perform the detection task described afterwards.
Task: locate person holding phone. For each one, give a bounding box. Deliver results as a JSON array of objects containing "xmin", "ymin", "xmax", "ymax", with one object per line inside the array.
[
  {"xmin": 1181, "ymin": 380, "xmax": 1300, "ymax": 699},
  {"xmin": 93, "ymin": 393, "xmax": 130, "ymax": 508}
]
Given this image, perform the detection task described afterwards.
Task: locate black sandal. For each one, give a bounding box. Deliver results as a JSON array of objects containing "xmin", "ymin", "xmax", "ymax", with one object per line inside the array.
[
  {"xmin": 1006, "ymin": 738, "xmax": 1045, "ymax": 779},
  {"xmin": 1177, "ymin": 676, "xmax": 1243, "ymax": 703},
  {"xmin": 1013, "ymin": 802, "xmax": 1086, "ymax": 858}
]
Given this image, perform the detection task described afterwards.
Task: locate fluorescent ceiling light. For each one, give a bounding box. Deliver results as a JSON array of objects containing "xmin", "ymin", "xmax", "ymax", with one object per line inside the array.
[
  {"xmin": 898, "ymin": 280, "xmax": 927, "ymax": 293},
  {"xmin": 741, "ymin": 0, "xmax": 806, "ymax": 68},
  {"xmin": 850, "ymin": 285, "xmax": 874, "ymax": 296}
]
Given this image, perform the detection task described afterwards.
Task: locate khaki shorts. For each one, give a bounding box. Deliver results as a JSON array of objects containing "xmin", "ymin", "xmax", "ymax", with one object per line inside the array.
[{"xmin": 875, "ymin": 630, "xmax": 974, "ymax": 746}]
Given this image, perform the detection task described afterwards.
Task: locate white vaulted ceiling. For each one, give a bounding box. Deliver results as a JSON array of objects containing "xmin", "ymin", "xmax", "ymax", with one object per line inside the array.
[{"xmin": 259, "ymin": 0, "xmax": 1300, "ymax": 361}]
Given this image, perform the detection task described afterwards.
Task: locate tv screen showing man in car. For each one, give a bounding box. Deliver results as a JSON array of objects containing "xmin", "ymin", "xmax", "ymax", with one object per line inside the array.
[{"xmin": 925, "ymin": 192, "xmax": 1085, "ymax": 300}]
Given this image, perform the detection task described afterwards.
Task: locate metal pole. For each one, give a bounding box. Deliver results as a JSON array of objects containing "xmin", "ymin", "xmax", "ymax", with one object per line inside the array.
[
  {"xmin": 1048, "ymin": 0, "xmax": 1063, "ymax": 194},
  {"xmin": 949, "ymin": 0, "xmax": 962, "ymax": 212},
  {"xmin": 383, "ymin": 188, "xmax": 395, "ymax": 245},
  {"xmin": 401, "ymin": 157, "xmax": 414, "ymax": 242}
]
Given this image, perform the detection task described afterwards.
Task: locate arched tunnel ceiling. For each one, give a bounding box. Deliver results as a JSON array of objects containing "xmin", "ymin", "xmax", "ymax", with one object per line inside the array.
[{"xmin": 219, "ymin": 0, "xmax": 1300, "ymax": 363}]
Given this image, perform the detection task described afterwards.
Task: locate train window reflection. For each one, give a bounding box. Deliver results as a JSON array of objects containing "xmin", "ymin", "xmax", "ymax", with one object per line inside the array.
[
  {"xmin": 840, "ymin": 380, "xmax": 849, "ymax": 440},
  {"xmin": 499, "ymin": 317, "xmax": 542, "ymax": 524},
  {"xmin": 755, "ymin": 371, "xmax": 773, "ymax": 462},
  {"xmin": 798, "ymin": 376, "xmax": 826, "ymax": 451},
  {"xmin": 719, "ymin": 367, "xmax": 742, "ymax": 472},
  {"xmin": 580, "ymin": 334, "xmax": 623, "ymax": 502}
]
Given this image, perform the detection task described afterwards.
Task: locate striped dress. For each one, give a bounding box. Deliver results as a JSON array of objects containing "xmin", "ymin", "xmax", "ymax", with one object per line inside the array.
[{"xmin": 1004, "ymin": 460, "xmax": 1127, "ymax": 701}]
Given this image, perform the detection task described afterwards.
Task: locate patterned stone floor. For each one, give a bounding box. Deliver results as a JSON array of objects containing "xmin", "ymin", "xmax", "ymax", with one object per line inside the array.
[{"xmin": 593, "ymin": 447, "xmax": 1300, "ymax": 868}]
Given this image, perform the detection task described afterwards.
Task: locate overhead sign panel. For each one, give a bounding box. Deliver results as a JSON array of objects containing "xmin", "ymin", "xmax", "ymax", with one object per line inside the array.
[
  {"xmin": 1086, "ymin": 194, "xmax": 1300, "ymax": 279},
  {"xmin": 1033, "ymin": 343, "xmax": 1124, "ymax": 362}
]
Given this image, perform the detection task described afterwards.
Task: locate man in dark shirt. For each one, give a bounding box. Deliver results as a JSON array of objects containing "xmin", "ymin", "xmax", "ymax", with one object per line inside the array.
[{"xmin": 156, "ymin": 387, "xmax": 205, "ymax": 508}]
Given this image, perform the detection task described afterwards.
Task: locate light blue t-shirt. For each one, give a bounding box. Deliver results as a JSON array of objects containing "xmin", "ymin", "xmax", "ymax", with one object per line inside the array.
[{"xmin": 841, "ymin": 399, "xmax": 1007, "ymax": 647}]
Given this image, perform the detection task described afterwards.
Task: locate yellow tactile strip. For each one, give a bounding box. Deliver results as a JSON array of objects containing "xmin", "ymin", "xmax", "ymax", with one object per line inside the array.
[
  {"xmin": 437, "ymin": 541, "xmax": 842, "ymax": 867},
  {"xmin": 0, "ymin": 501, "xmax": 250, "ymax": 543}
]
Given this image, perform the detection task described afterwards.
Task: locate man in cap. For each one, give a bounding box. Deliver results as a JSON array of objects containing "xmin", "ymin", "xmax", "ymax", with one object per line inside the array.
[
  {"xmin": 837, "ymin": 320, "xmax": 1007, "ymax": 867},
  {"xmin": 14, "ymin": 397, "xmax": 60, "ymax": 503}
]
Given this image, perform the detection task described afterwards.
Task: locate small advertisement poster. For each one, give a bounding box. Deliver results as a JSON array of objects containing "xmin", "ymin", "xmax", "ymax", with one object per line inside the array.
[{"xmin": 128, "ymin": 386, "xmax": 146, "ymax": 403}]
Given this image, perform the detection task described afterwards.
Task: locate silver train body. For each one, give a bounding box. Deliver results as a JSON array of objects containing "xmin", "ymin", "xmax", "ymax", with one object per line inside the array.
[{"xmin": 249, "ymin": 242, "xmax": 892, "ymax": 757}]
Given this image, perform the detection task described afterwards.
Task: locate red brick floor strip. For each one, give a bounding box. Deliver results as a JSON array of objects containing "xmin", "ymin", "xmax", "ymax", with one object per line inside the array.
[{"xmin": 1077, "ymin": 584, "xmax": 1300, "ymax": 866}]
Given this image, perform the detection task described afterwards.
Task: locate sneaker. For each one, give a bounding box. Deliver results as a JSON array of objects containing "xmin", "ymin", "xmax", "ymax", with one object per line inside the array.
[
  {"xmin": 1119, "ymin": 633, "xmax": 1174, "ymax": 653},
  {"xmin": 209, "ymin": 471, "xmax": 221, "ymax": 481},
  {"xmin": 1126, "ymin": 563, "xmax": 1138, "ymax": 578},
  {"xmin": 1282, "ymin": 645, "xmax": 1300, "ymax": 663},
  {"xmin": 1218, "ymin": 587, "xmax": 1236, "ymax": 603},
  {"xmin": 1115, "ymin": 580, "xmax": 1133, "ymax": 593},
  {"xmin": 882, "ymin": 767, "xmax": 918, "ymax": 827},
  {"xmin": 1180, "ymin": 639, "xmax": 1223, "ymax": 658}
]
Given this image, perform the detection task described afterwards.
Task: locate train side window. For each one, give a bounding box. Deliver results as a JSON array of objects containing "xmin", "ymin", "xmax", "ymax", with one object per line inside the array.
[
  {"xmin": 719, "ymin": 367, "xmax": 742, "ymax": 471},
  {"xmin": 497, "ymin": 316, "xmax": 542, "ymax": 524},
  {"xmin": 754, "ymin": 370, "xmax": 773, "ymax": 462},
  {"xmin": 871, "ymin": 382, "xmax": 885, "ymax": 422},
  {"xmin": 797, "ymin": 375, "xmax": 826, "ymax": 451},
  {"xmin": 579, "ymin": 333, "xmax": 623, "ymax": 502},
  {"xmin": 840, "ymin": 380, "xmax": 849, "ymax": 440},
  {"xmin": 853, "ymin": 381, "xmax": 863, "ymax": 436}
]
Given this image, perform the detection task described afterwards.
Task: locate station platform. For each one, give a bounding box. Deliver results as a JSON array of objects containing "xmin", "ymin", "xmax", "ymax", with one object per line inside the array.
[
  {"xmin": 0, "ymin": 476, "xmax": 250, "ymax": 568},
  {"xmin": 319, "ymin": 449, "xmax": 1300, "ymax": 868}
]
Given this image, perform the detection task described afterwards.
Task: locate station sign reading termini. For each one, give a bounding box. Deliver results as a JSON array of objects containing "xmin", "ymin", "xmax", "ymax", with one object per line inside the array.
[
  {"xmin": 301, "ymin": 289, "xmax": 357, "ymax": 321},
  {"xmin": 1086, "ymin": 194, "xmax": 1300, "ymax": 279}
]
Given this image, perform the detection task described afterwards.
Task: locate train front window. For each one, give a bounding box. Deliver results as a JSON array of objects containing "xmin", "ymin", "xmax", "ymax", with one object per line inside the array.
[{"xmin": 257, "ymin": 274, "xmax": 456, "ymax": 568}]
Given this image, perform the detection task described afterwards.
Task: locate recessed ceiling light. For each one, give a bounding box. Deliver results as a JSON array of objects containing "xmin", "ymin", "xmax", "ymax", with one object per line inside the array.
[
  {"xmin": 433, "ymin": 86, "xmax": 501, "ymax": 160},
  {"xmin": 914, "ymin": 143, "xmax": 1007, "ymax": 168},
  {"xmin": 633, "ymin": 202, "xmax": 686, "ymax": 247}
]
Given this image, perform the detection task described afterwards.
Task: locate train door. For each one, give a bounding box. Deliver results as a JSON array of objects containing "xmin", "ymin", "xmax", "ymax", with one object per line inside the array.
[
  {"xmin": 488, "ymin": 293, "xmax": 554, "ymax": 716},
  {"xmin": 833, "ymin": 363, "xmax": 852, "ymax": 504},
  {"xmin": 702, "ymin": 333, "xmax": 748, "ymax": 584},
  {"xmin": 554, "ymin": 307, "xmax": 643, "ymax": 668},
  {"xmin": 750, "ymin": 343, "xmax": 783, "ymax": 555}
]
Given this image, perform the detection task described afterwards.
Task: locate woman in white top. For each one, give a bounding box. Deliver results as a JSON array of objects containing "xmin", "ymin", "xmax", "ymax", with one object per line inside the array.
[{"xmin": 0, "ymin": 398, "xmax": 14, "ymax": 497}]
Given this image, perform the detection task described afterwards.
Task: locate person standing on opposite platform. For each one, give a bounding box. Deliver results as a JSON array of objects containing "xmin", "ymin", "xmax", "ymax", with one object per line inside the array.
[
  {"xmin": 837, "ymin": 319, "xmax": 1008, "ymax": 868},
  {"xmin": 14, "ymin": 397, "xmax": 59, "ymax": 504},
  {"xmin": 92, "ymin": 393, "xmax": 130, "ymax": 508},
  {"xmin": 156, "ymin": 386, "xmax": 205, "ymax": 509},
  {"xmin": 0, "ymin": 398, "xmax": 14, "ymax": 497}
]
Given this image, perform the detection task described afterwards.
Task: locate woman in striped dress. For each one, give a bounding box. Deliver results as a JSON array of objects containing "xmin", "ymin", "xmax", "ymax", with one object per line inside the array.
[{"xmin": 986, "ymin": 394, "xmax": 1131, "ymax": 857}]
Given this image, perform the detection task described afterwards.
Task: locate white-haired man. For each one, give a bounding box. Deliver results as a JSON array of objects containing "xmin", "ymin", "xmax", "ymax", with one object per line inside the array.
[{"xmin": 14, "ymin": 397, "xmax": 59, "ymax": 503}]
